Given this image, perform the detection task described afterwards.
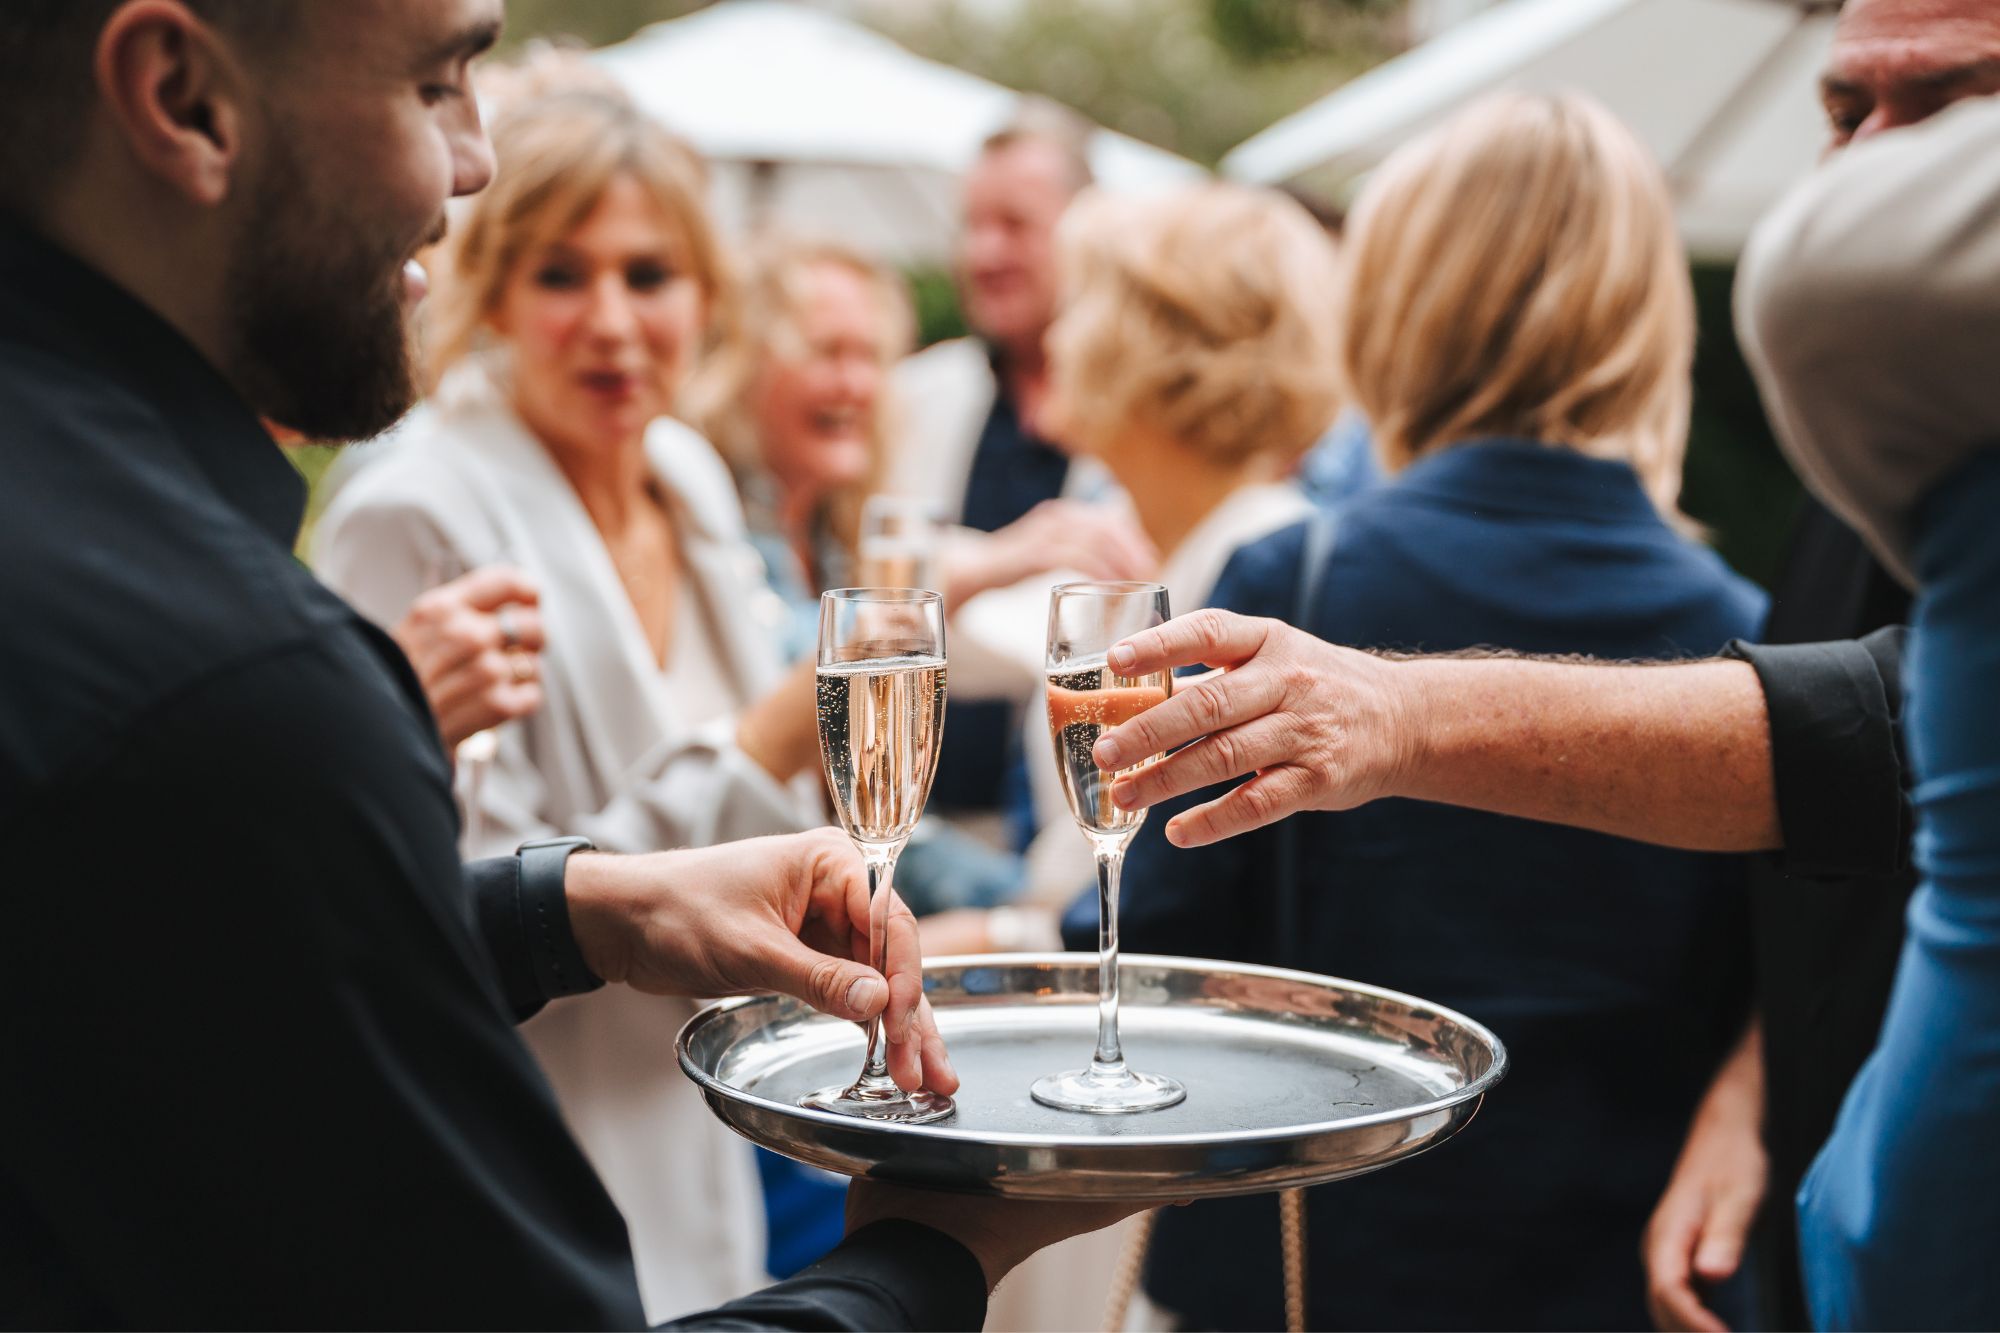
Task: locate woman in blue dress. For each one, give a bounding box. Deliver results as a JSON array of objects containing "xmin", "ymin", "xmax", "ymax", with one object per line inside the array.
[{"xmin": 1074, "ymin": 93, "xmax": 1765, "ymax": 1330}]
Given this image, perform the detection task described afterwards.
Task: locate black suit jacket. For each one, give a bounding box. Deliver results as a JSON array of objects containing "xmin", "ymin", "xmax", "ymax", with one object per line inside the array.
[{"xmin": 0, "ymin": 220, "xmax": 983, "ymax": 1331}]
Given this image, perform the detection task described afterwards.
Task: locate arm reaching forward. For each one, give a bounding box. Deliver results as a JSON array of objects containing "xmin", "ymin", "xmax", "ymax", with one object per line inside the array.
[{"xmin": 1090, "ymin": 609, "xmax": 1779, "ymax": 852}]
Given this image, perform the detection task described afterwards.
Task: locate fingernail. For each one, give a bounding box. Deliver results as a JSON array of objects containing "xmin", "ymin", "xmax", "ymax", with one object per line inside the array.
[
  {"xmin": 1108, "ymin": 642, "xmax": 1136, "ymax": 670},
  {"xmin": 845, "ymin": 976, "xmax": 885, "ymax": 1017},
  {"xmin": 1109, "ymin": 778, "xmax": 1136, "ymax": 809},
  {"xmin": 1094, "ymin": 735, "xmax": 1125, "ymax": 769},
  {"xmin": 1165, "ymin": 818, "xmax": 1187, "ymax": 847}
]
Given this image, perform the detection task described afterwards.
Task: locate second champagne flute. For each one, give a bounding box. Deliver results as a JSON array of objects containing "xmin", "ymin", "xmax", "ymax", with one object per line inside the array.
[
  {"xmin": 1032, "ymin": 580, "xmax": 1186, "ymax": 1113},
  {"xmin": 802, "ymin": 587, "xmax": 955, "ymax": 1123}
]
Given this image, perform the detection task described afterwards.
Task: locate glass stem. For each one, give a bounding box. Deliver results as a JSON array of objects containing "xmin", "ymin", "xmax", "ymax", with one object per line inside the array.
[
  {"xmin": 854, "ymin": 850, "xmax": 897, "ymax": 1090},
  {"xmin": 1090, "ymin": 839, "xmax": 1128, "ymax": 1076}
]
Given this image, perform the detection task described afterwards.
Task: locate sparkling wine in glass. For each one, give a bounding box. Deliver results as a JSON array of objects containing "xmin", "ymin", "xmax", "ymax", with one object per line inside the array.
[
  {"xmin": 856, "ymin": 495, "xmax": 942, "ymax": 593},
  {"xmin": 1032, "ymin": 581, "xmax": 1186, "ymax": 1114},
  {"xmin": 801, "ymin": 587, "xmax": 955, "ymax": 1123}
]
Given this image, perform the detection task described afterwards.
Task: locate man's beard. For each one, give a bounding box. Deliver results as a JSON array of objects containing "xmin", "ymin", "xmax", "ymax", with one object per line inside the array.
[{"xmin": 222, "ymin": 135, "xmax": 427, "ymax": 442}]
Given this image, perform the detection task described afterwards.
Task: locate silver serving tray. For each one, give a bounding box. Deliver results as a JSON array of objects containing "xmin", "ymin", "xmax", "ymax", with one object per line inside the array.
[{"xmin": 678, "ymin": 954, "xmax": 1508, "ymax": 1200}]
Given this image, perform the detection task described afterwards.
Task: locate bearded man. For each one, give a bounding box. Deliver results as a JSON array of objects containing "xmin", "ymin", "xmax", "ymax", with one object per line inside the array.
[{"xmin": 0, "ymin": 3, "xmax": 1123, "ymax": 1326}]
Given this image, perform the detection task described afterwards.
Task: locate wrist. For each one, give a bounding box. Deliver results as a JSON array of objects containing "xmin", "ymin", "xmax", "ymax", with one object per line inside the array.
[
  {"xmin": 561, "ymin": 852, "xmax": 635, "ymax": 987},
  {"xmin": 1379, "ymin": 655, "xmax": 1444, "ymax": 803}
]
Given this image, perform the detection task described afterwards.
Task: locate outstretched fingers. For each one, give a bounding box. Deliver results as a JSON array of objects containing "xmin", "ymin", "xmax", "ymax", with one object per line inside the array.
[
  {"xmin": 1093, "ymin": 660, "xmax": 1287, "ymax": 774},
  {"xmin": 1109, "ymin": 714, "xmax": 1297, "ymax": 812},
  {"xmin": 1161, "ymin": 764, "xmax": 1322, "ymax": 848},
  {"xmin": 1104, "ymin": 608, "xmax": 1272, "ymax": 677}
]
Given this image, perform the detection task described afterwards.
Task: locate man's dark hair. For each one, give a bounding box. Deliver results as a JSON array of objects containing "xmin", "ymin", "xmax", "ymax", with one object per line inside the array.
[
  {"xmin": 980, "ymin": 96, "xmax": 1097, "ymax": 196},
  {"xmin": 0, "ymin": 1, "xmax": 301, "ymax": 218}
]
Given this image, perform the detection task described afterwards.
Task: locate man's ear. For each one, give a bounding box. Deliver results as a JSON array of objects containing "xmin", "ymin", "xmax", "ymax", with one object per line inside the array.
[{"xmin": 94, "ymin": 0, "xmax": 254, "ymax": 208}]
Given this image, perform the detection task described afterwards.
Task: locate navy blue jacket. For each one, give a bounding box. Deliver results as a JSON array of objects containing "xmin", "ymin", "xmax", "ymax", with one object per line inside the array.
[{"xmin": 1066, "ymin": 441, "xmax": 1765, "ymax": 1331}]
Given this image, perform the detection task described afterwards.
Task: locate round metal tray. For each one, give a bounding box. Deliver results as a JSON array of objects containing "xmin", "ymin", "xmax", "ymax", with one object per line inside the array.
[{"xmin": 678, "ymin": 954, "xmax": 1507, "ymax": 1200}]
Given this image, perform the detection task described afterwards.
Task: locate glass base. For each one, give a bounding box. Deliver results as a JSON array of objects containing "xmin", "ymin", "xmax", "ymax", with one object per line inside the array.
[
  {"xmin": 801, "ymin": 1076, "xmax": 956, "ymax": 1125},
  {"xmin": 1031, "ymin": 1065, "xmax": 1186, "ymax": 1115}
]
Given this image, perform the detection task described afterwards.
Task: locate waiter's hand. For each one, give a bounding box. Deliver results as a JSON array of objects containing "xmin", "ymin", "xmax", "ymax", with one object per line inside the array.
[
  {"xmin": 393, "ymin": 565, "xmax": 545, "ymax": 752},
  {"xmin": 846, "ymin": 1180, "xmax": 1151, "ymax": 1290},
  {"xmin": 1089, "ymin": 609, "xmax": 1414, "ymax": 847},
  {"xmin": 564, "ymin": 830, "xmax": 958, "ymax": 1097},
  {"xmin": 1643, "ymin": 1024, "xmax": 1766, "ymax": 1332}
]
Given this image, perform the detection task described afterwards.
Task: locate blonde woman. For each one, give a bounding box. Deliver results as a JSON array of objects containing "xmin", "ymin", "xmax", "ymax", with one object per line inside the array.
[
  {"xmin": 684, "ymin": 236, "xmax": 1152, "ymax": 920},
  {"xmin": 922, "ymin": 182, "xmax": 1345, "ymax": 939},
  {"xmin": 686, "ymin": 235, "xmax": 1156, "ymax": 673},
  {"xmin": 1100, "ymin": 93, "xmax": 1764, "ymax": 1330},
  {"xmin": 313, "ymin": 83, "xmax": 820, "ymax": 1320}
]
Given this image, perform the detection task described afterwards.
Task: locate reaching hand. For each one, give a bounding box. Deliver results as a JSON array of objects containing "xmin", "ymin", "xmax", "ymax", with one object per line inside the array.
[
  {"xmin": 564, "ymin": 829, "xmax": 958, "ymax": 1097},
  {"xmin": 392, "ymin": 565, "xmax": 545, "ymax": 752},
  {"xmin": 1643, "ymin": 1026, "xmax": 1766, "ymax": 1332},
  {"xmin": 1087, "ymin": 609, "xmax": 1417, "ymax": 847},
  {"xmin": 942, "ymin": 499, "xmax": 1159, "ymax": 609}
]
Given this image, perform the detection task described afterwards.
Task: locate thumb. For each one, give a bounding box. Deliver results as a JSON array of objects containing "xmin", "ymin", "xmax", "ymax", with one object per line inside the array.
[
  {"xmin": 761, "ymin": 934, "xmax": 888, "ymax": 1022},
  {"xmin": 1693, "ymin": 1191, "xmax": 1756, "ymax": 1281}
]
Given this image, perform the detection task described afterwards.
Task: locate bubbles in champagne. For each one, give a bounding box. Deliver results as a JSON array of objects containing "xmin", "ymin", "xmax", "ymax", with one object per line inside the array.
[
  {"xmin": 1047, "ymin": 659, "xmax": 1172, "ymax": 839},
  {"xmin": 816, "ymin": 656, "xmax": 947, "ymax": 846}
]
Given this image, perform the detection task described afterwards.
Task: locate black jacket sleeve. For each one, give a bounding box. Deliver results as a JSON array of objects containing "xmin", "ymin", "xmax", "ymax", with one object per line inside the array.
[
  {"xmin": 1724, "ymin": 627, "xmax": 1909, "ymax": 878},
  {"xmin": 465, "ymin": 852, "xmax": 606, "ymax": 1024},
  {"xmin": 5, "ymin": 633, "xmax": 989, "ymax": 1330},
  {"xmin": 662, "ymin": 1223, "xmax": 987, "ymax": 1331}
]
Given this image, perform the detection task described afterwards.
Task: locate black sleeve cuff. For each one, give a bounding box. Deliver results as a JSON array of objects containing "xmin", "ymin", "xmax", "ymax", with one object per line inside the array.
[
  {"xmin": 659, "ymin": 1220, "xmax": 987, "ymax": 1331},
  {"xmin": 465, "ymin": 849, "xmax": 604, "ymax": 1027},
  {"xmin": 1723, "ymin": 631, "xmax": 1909, "ymax": 878}
]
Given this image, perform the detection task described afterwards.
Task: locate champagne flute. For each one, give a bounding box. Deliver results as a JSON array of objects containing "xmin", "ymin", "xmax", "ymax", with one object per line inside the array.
[
  {"xmin": 801, "ymin": 587, "xmax": 955, "ymax": 1123},
  {"xmin": 1032, "ymin": 581, "xmax": 1186, "ymax": 1114},
  {"xmin": 856, "ymin": 495, "xmax": 943, "ymax": 593}
]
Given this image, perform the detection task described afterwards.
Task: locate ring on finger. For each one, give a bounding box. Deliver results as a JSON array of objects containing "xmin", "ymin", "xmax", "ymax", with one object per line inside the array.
[{"xmin": 496, "ymin": 605, "xmax": 521, "ymax": 650}]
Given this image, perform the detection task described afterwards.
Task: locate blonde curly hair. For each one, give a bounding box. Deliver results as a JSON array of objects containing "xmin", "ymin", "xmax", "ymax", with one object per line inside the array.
[{"xmin": 1046, "ymin": 182, "xmax": 1343, "ymax": 470}]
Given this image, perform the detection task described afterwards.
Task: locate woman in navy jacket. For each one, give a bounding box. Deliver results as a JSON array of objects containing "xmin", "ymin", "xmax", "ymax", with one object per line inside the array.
[{"xmin": 1069, "ymin": 93, "xmax": 1765, "ymax": 1330}]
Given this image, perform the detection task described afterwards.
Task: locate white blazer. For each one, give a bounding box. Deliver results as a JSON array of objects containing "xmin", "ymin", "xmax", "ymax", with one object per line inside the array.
[{"xmin": 314, "ymin": 367, "xmax": 815, "ymax": 1321}]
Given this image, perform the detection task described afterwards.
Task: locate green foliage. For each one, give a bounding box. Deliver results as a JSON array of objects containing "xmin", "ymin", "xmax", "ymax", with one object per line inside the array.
[
  {"xmin": 1681, "ymin": 264, "xmax": 1801, "ymax": 589},
  {"xmin": 904, "ymin": 267, "xmax": 969, "ymax": 349},
  {"xmin": 865, "ymin": 0, "xmax": 1395, "ymax": 168},
  {"xmin": 1207, "ymin": 0, "xmax": 1394, "ymax": 63}
]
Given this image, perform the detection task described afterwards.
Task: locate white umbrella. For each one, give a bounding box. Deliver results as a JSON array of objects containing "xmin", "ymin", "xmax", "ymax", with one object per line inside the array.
[
  {"xmin": 1221, "ymin": 0, "xmax": 1839, "ymax": 258},
  {"xmin": 595, "ymin": 0, "xmax": 1203, "ymax": 266}
]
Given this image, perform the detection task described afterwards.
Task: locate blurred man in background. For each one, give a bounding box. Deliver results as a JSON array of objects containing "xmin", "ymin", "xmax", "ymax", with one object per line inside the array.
[{"xmin": 891, "ymin": 101, "xmax": 1153, "ymax": 845}]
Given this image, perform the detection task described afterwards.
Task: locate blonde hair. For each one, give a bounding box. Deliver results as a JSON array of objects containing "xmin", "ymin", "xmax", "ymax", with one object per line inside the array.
[
  {"xmin": 423, "ymin": 54, "xmax": 726, "ymax": 392},
  {"xmin": 1341, "ymin": 92, "xmax": 1695, "ymax": 522},
  {"xmin": 682, "ymin": 235, "xmax": 914, "ymax": 551},
  {"xmin": 1047, "ymin": 183, "xmax": 1343, "ymax": 470}
]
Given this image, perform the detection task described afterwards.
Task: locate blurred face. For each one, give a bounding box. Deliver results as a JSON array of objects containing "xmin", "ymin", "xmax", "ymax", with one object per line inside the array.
[
  {"xmin": 491, "ymin": 174, "xmax": 708, "ymax": 457},
  {"xmin": 958, "ymin": 140, "xmax": 1078, "ymax": 350},
  {"xmin": 228, "ymin": 0, "xmax": 499, "ymax": 440},
  {"xmin": 753, "ymin": 262, "xmax": 884, "ymax": 500},
  {"xmin": 1821, "ymin": 0, "xmax": 2000, "ymax": 148}
]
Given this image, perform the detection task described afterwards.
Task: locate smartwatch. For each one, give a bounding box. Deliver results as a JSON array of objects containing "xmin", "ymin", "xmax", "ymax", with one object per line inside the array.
[{"xmin": 516, "ymin": 835, "xmax": 604, "ymax": 998}]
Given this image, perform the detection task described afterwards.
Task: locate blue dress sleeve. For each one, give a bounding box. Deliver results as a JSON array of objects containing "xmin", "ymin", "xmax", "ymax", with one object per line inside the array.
[{"xmin": 1798, "ymin": 449, "xmax": 2000, "ymax": 1329}]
